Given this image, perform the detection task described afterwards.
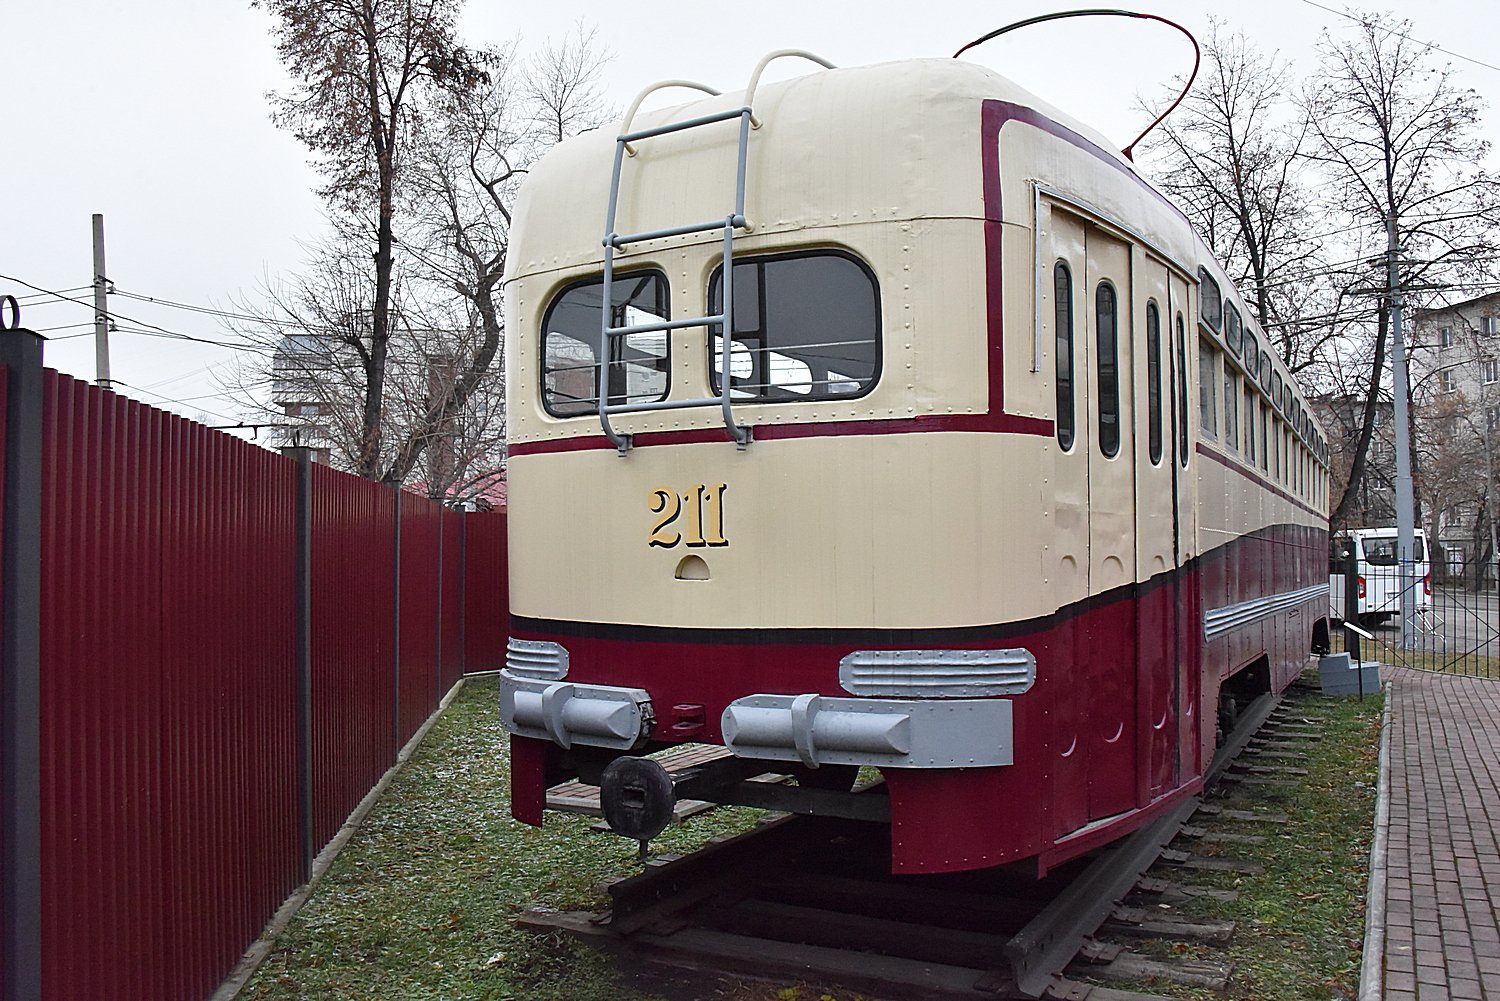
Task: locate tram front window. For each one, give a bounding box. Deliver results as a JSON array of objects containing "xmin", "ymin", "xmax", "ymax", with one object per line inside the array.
[
  {"xmin": 708, "ymin": 250, "xmax": 880, "ymax": 402},
  {"xmin": 540, "ymin": 271, "xmax": 670, "ymax": 416}
]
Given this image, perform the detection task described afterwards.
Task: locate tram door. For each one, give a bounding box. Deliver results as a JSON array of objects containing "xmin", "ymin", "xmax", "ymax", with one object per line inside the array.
[
  {"xmin": 1045, "ymin": 206, "xmax": 1093, "ymax": 838},
  {"xmin": 1046, "ymin": 209, "xmax": 1141, "ymax": 829},
  {"xmin": 1133, "ymin": 254, "xmax": 1184, "ymax": 802},
  {"xmin": 1081, "ymin": 226, "xmax": 1140, "ymax": 821}
]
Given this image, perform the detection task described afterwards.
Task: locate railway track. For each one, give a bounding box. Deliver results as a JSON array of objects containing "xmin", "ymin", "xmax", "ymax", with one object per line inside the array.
[{"xmin": 521, "ymin": 689, "xmax": 1318, "ymax": 1000}]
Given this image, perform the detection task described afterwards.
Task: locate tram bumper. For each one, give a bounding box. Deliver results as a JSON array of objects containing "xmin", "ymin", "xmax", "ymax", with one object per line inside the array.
[
  {"xmin": 721, "ymin": 694, "xmax": 1014, "ymax": 769},
  {"xmin": 500, "ymin": 672, "xmax": 654, "ymax": 751}
]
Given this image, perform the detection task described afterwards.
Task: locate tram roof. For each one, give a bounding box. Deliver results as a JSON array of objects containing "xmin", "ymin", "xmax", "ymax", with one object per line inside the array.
[{"xmin": 505, "ymin": 56, "xmax": 1178, "ymax": 283}]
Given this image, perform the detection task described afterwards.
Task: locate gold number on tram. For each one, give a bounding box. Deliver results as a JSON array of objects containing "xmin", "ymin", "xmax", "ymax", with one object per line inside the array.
[{"xmin": 648, "ymin": 484, "xmax": 729, "ymax": 549}]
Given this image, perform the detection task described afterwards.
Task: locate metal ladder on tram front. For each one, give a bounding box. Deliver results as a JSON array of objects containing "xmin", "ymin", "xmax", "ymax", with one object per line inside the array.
[{"xmin": 595, "ymin": 51, "xmax": 834, "ymax": 454}]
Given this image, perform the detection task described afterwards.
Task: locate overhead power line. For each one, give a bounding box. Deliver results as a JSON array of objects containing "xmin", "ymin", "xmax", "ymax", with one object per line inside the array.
[
  {"xmin": 1298, "ymin": 0, "xmax": 1500, "ymax": 74},
  {"xmin": 0, "ymin": 273, "xmax": 265, "ymax": 351}
]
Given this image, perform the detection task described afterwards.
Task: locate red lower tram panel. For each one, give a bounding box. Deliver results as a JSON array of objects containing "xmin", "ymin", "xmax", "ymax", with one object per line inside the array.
[{"xmin": 503, "ymin": 555, "xmax": 1327, "ymax": 876}]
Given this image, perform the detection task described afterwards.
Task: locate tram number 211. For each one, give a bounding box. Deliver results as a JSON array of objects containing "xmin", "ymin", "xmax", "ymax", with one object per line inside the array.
[{"xmin": 649, "ymin": 484, "xmax": 729, "ymax": 549}]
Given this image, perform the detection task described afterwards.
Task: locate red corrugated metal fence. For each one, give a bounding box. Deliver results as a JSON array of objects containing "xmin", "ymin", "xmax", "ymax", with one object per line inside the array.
[{"xmin": 0, "ymin": 348, "xmax": 508, "ymax": 1001}]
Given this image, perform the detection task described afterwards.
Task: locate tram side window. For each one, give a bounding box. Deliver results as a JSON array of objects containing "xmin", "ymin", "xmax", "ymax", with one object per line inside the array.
[
  {"xmin": 541, "ymin": 271, "xmax": 670, "ymax": 416},
  {"xmin": 1244, "ymin": 384, "xmax": 1257, "ymax": 464},
  {"xmin": 1097, "ymin": 282, "xmax": 1121, "ymax": 458},
  {"xmin": 1055, "ymin": 262, "xmax": 1075, "ymax": 451},
  {"xmin": 1198, "ymin": 340, "xmax": 1218, "ymax": 440},
  {"xmin": 1224, "ymin": 365, "xmax": 1239, "ymax": 451},
  {"xmin": 708, "ymin": 251, "xmax": 879, "ymax": 401},
  {"xmin": 1225, "ymin": 305, "xmax": 1242, "ymax": 357},
  {"xmin": 1146, "ymin": 301, "xmax": 1163, "ymax": 464},
  {"xmin": 1198, "ymin": 267, "xmax": 1222, "ymax": 333},
  {"xmin": 1176, "ymin": 314, "xmax": 1189, "ymax": 468},
  {"xmin": 1259, "ymin": 403, "xmax": 1269, "ymax": 473}
]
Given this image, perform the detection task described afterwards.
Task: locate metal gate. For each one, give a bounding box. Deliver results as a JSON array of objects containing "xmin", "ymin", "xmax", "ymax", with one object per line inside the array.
[{"xmin": 1337, "ymin": 557, "xmax": 1500, "ymax": 678}]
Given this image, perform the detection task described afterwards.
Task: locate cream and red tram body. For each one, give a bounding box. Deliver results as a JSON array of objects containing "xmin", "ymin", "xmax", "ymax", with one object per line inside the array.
[{"xmin": 500, "ymin": 54, "xmax": 1331, "ymax": 876}]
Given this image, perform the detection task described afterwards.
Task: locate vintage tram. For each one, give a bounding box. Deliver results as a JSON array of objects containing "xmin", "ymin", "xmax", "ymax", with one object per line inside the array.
[{"xmin": 498, "ymin": 49, "xmax": 1331, "ymax": 875}]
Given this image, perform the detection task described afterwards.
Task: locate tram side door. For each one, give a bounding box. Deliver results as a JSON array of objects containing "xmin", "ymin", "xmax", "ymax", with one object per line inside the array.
[
  {"xmin": 1045, "ymin": 206, "xmax": 1092, "ymax": 837},
  {"xmin": 1082, "ymin": 225, "xmax": 1139, "ymax": 822},
  {"xmin": 1131, "ymin": 253, "xmax": 1182, "ymax": 803}
]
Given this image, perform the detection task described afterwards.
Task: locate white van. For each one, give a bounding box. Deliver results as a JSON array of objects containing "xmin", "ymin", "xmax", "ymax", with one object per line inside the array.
[{"xmin": 1330, "ymin": 528, "xmax": 1432, "ymax": 626}]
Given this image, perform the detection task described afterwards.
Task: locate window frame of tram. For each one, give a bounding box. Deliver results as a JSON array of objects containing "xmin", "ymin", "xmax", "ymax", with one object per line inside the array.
[
  {"xmin": 1175, "ymin": 314, "xmax": 1189, "ymax": 469},
  {"xmin": 1223, "ymin": 361, "xmax": 1239, "ymax": 452},
  {"xmin": 1096, "ymin": 280, "xmax": 1121, "ymax": 459},
  {"xmin": 539, "ymin": 269, "xmax": 671, "ymax": 417},
  {"xmin": 1244, "ymin": 382, "xmax": 1257, "ymax": 465},
  {"xmin": 1055, "ymin": 261, "xmax": 1076, "ymax": 451},
  {"xmin": 1198, "ymin": 267, "xmax": 1222, "ymax": 337},
  {"xmin": 1146, "ymin": 300, "xmax": 1163, "ymax": 465},
  {"xmin": 706, "ymin": 249, "xmax": 881, "ymax": 403},
  {"xmin": 1198, "ymin": 338, "xmax": 1219, "ymax": 442}
]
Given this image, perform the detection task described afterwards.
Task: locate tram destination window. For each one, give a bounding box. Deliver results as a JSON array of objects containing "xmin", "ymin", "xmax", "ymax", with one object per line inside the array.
[
  {"xmin": 541, "ymin": 271, "xmax": 669, "ymax": 416},
  {"xmin": 708, "ymin": 251, "xmax": 879, "ymax": 401}
]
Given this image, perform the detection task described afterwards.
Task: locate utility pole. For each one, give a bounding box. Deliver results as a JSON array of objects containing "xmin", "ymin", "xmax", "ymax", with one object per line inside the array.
[
  {"xmin": 1388, "ymin": 209, "xmax": 1417, "ymax": 650},
  {"xmin": 92, "ymin": 213, "xmax": 111, "ymax": 389}
]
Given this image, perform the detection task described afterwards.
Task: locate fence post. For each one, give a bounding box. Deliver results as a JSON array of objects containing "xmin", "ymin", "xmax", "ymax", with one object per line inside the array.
[
  {"xmin": 282, "ymin": 446, "xmax": 314, "ymax": 880},
  {"xmin": 392, "ymin": 488, "xmax": 402, "ymax": 758},
  {"xmin": 435, "ymin": 507, "xmax": 444, "ymax": 705},
  {"xmin": 457, "ymin": 512, "xmax": 467, "ymax": 676},
  {"xmin": 1, "ymin": 329, "xmax": 44, "ymax": 1001},
  {"xmin": 1344, "ymin": 546, "xmax": 1363, "ymax": 667}
]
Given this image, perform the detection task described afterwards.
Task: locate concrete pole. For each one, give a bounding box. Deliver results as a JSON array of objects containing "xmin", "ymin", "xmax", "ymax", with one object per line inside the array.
[
  {"xmin": 92, "ymin": 214, "xmax": 111, "ymax": 389},
  {"xmin": 1388, "ymin": 211, "xmax": 1417, "ymax": 650}
]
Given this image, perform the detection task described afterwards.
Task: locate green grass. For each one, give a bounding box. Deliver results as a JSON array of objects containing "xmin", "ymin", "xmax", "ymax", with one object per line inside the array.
[
  {"xmin": 246, "ymin": 676, "xmax": 1382, "ymax": 1001},
  {"xmin": 1078, "ymin": 682, "xmax": 1384, "ymax": 1001},
  {"xmin": 1367, "ymin": 644, "xmax": 1500, "ymax": 678},
  {"xmin": 243, "ymin": 677, "xmax": 767, "ymax": 1001}
]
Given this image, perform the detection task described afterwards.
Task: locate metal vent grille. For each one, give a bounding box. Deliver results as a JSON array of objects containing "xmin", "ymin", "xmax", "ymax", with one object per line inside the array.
[
  {"xmin": 505, "ymin": 638, "xmax": 569, "ymax": 681},
  {"xmin": 838, "ymin": 648, "xmax": 1035, "ymax": 698}
]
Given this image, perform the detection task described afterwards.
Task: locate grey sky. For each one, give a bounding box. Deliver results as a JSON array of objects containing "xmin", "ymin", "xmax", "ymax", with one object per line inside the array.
[{"xmin": 3, "ymin": 1, "xmax": 1495, "ymax": 442}]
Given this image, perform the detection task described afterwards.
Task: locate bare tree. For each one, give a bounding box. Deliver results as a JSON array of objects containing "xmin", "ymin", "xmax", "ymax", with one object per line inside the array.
[
  {"xmin": 254, "ymin": 0, "xmax": 487, "ymax": 479},
  {"xmin": 389, "ymin": 28, "xmax": 609, "ymax": 487},
  {"xmin": 1302, "ymin": 11, "xmax": 1499, "ymax": 528},
  {"xmin": 244, "ymin": 9, "xmax": 608, "ymax": 493},
  {"xmin": 1145, "ymin": 19, "xmax": 1325, "ymax": 370}
]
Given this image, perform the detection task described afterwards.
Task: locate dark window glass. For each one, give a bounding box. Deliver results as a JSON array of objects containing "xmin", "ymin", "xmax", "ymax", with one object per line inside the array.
[
  {"xmin": 1097, "ymin": 282, "xmax": 1120, "ymax": 458},
  {"xmin": 1176, "ymin": 313, "xmax": 1189, "ymax": 467},
  {"xmin": 1260, "ymin": 351, "xmax": 1273, "ymax": 391},
  {"xmin": 1244, "ymin": 385, "xmax": 1257, "ymax": 464},
  {"xmin": 1055, "ymin": 262, "xmax": 1075, "ymax": 451},
  {"xmin": 1225, "ymin": 305, "xmax": 1242, "ymax": 356},
  {"xmin": 1272, "ymin": 372, "xmax": 1284, "ymax": 411},
  {"xmin": 1224, "ymin": 366, "xmax": 1239, "ymax": 451},
  {"xmin": 708, "ymin": 251, "xmax": 879, "ymax": 401},
  {"xmin": 542, "ymin": 271, "xmax": 669, "ymax": 416},
  {"xmin": 1198, "ymin": 341, "xmax": 1218, "ymax": 439},
  {"xmin": 1147, "ymin": 301, "xmax": 1163, "ymax": 464},
  {"xmin": 1260, "ymin": 404, "xmax": 1269, "ymax": 473},
  {"xmin": 1243, "ymin": 332, "xmax": 1260, "ymax": 382},
  {"xmin": 1198, "ymin": 267, "xmax": 1222, "ymax": 332}
]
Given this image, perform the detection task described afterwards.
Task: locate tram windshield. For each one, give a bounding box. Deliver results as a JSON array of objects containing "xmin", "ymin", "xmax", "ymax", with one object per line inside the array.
[{"xmin": 709, "ymin": 250, "xmax": 879, "ymax": 402}]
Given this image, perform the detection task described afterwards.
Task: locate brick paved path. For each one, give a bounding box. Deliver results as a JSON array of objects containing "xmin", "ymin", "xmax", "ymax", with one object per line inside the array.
[{"xmin": 1380, "ymin": 668, "xmax": 1500, "ymax": 1000}]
